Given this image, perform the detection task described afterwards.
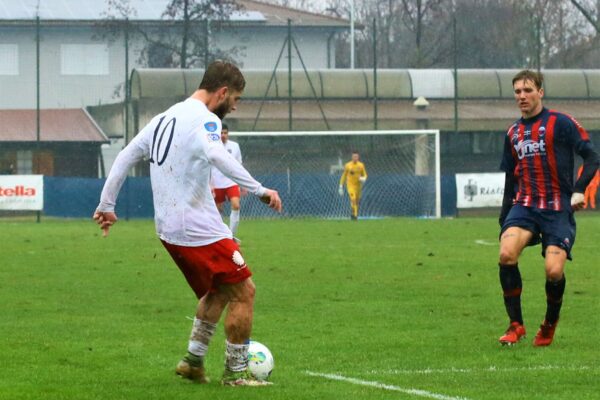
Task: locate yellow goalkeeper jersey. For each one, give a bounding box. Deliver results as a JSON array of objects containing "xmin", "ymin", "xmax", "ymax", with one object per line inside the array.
[{"xmin": 340, "ymin": 161, "xmax": 367, "ymax": 188}]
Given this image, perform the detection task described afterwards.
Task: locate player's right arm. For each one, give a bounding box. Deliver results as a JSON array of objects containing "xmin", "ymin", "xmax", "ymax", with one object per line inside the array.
[
  {"xmin": 499, "ymin": 131, "xmax": 516, "ymax": 227},
  {"xmin": 339, "ymin": 164, "xmax": 348, "ymax": 195},
  {"xmin": 93, "ymin": 125, "xmax": 152, "ymax": 236},
  {"xmin": 499, "ymin": 173, "xmax": 515, "ymax": 227}
]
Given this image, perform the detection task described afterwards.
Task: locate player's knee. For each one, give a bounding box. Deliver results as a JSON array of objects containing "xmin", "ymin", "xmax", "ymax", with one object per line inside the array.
[
  {"xmin": 546, "ymin": 270, "xmax": 564, "ymax": 281},
  {"xmin": 498, "ymin": 248, "xmax": 519, "ymax": 265},
  {"xmin": 545, "ymin": 264, "xmax": 565, "ymax": 281}
]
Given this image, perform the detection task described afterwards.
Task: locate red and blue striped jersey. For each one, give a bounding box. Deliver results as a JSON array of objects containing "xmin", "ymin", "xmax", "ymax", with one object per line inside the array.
[{"xmin": 501, "ymin": 107, "xmax": 594, "ymax": 211}]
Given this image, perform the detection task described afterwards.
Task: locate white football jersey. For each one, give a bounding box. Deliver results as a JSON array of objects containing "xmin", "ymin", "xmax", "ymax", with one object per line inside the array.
[
  {"xmin": 97, "ymin": 97, "xmax": 266, "ymax": 246},
  {"xmin": 211, "ymin": 140, "xmax": 242, "ymax": 189}
]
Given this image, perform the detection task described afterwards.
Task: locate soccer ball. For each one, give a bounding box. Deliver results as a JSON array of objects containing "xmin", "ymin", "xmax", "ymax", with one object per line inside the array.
[{"xmin": 247, "ymin": 340, "xmax": 274, "ymax": 381}]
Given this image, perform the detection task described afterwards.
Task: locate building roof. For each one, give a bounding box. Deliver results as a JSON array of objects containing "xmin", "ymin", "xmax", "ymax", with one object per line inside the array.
[
  {"xmin": 126, "ymin": 68, "xmax": 600, "ymax": 133},
  {"xmin": 131, "ymin": 68, "xmax": 600, "ymax": 100},
  {"xmin": 0, "ymin": 0, "xmax": 348, "ymax": 28},
  {"xmin": 237, "ymin": 0, "xmax": 349, "ymax": 27},
  {"xmin": 0, "ymin": 108, "xmax": 109, "ymax": 143}
]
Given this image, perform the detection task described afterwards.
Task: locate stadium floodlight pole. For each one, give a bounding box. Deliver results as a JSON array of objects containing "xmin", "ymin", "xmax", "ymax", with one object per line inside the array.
[
  {"xmin": 372, "ymin": 17, "xmax": 378, "ymax": 130},
  {"xmin": 35, "ymin": 13, "xmax": 41, "ymax": 223},
  {"xmin": 453, "ymin": 8, "xmax": 458, "ymax": 134},
  {"xmin": 350, "ymin": 0, "xmax": 355, "ymax": 69},
  {"xmin": 435, "ymin": 130, "xmax": 441, "ymax": 218},
  {"xmin": 124, "ymin": 18, "xmax": 129, "ymax": 146},
  {"xmin": 287, "ymin": 18, "xmax": 292, "ymax": 131}
]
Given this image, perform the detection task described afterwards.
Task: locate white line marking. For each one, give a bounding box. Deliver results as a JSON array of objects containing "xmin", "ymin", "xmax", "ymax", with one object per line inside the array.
[
  {"xmin": 366, "ymin": 365, "xmax": 593, "ymax": 375},
  {"xmin": 305, "ymin": 371, "xmax": 471, "ymax": 400},
  {"xmin": 475, "ymin": 239, "xmax": 495, "ymax": 246}
]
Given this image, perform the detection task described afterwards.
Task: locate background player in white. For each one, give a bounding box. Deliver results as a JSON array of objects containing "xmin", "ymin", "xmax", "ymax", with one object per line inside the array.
[
  {"xmin": 93, "ymin": 61, "xmax": 281, "ymax": 386},
  {"xmin": 211, "ymin": 123, "xmax": 244, "ymax": 238}
]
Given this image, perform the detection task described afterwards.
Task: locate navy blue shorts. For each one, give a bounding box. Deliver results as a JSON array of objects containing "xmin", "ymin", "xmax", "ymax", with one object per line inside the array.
[{"xmin": 501, "ymin": 204, "xmax": 576, "ymax": 260}]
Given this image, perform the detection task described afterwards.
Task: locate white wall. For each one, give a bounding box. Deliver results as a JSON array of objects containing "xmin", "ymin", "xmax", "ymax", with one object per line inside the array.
[
  {"xmin": 217, "ymin": 27, "xmax": 334, "ymax": 70},
  {"xmin": 0, "ymin": 24, "xmax": 335, "ymax": 110}
]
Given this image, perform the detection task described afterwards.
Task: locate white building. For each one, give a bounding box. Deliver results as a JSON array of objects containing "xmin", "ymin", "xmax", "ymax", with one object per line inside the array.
[{"xmin": 0, "ymin": 0, "xmax": 349, "ymax": 110}]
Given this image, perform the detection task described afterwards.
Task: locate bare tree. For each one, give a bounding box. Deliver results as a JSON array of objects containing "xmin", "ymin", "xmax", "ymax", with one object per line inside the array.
[
  {"xmin": 570, "ymin": 0, "xmax": 600, "ymax": 33},
  {"xmin": 102, "ymin": 0, "xmax": 244, "ymax": 69},
  {"xmin": 399, "ymin": 0, "xmax": 446, "ymax": 67}
]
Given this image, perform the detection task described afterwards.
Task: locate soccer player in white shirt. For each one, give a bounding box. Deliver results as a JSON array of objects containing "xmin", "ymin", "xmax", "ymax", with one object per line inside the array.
[
  {"xmin": 93, "ymin": 61, "xmax": 281, "ymax": 386},
  {"xmin": 211, "ymin": 123, "xmax": 244, "ymax": 238}
]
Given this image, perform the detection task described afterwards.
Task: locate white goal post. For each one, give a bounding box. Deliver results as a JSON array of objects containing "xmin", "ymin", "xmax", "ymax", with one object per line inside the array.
[{"xmin": 228, "ymin": 130, "xmax": 441, "ymax": 219}]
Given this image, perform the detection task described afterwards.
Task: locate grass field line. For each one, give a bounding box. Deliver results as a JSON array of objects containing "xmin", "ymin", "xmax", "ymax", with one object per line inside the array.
[
  {"xmin": 365, "ymin": 365, "xmax": 594, "ymax": 375},
  {"xmin": 474, "ymin": 239, "xmax": 495, "ymax": 246},
  {"xmin": 305, "ymin": 371, "xmax": 471, "ymax": 400}
]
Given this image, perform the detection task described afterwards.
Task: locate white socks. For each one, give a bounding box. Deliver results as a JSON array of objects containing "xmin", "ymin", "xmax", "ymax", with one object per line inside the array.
[
  {"xmin": 188, "ymin": 318, "xmax": 216, "ymax": 357},
  {"xmin": 225, "ymin": 341, "xmax": 249, "ymax": 372}
]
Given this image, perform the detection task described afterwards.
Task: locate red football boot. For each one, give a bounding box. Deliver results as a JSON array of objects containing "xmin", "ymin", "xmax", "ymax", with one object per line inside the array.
[
  {"xmin": 533, "ymin": 320, "xmax": 558, "ymax": 347},
  {"xmin": 499, "ymin": 321, "xmax": 526, "ymax": 345}
]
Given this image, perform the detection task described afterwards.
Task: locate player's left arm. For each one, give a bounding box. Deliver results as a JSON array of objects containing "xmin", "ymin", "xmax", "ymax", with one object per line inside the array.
[
  {"xmin": 359, "ymin": 164, "xmax": 368, "ymax": 183},
  {"xmin": 564, "ymin": 117, "xmax": 600, "ymax": 209}
]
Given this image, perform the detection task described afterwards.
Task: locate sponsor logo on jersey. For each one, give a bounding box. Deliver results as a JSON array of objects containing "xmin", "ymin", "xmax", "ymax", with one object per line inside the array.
[
  {"xmin": 204, "ymin": 121, "xmax": 218, "ymax": 132},
  {"xmin": 207, "ymin": 133, "xmax": 220, "ymax": 142},
  {"xmin": 515, "ymin": 139, "xmax": 546, "ymax": 159}
]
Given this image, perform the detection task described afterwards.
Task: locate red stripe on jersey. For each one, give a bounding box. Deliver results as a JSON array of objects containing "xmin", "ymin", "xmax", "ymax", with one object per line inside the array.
[
  {"xmin": 545, "ymin": 115, "xmax": 561, "ymax": 210},
  {"xmin": 531, "ymin": 119, "xmax": 547, "ymax": 208},
  {"xmin": 549, "ymin": 109, "xmax": 590, "ymax": 141},
  {"xmin": 517, "ymin": 123, "xmax": 533, "ymax": 207}
]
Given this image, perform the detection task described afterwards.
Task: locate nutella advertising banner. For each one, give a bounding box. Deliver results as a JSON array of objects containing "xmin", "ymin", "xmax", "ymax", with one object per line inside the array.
[{"xmin": 0, "ymin": 175, "xmax": 44, "ymax": 210}]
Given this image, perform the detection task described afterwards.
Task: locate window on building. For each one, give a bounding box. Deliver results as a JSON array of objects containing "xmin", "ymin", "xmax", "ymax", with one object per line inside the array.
[
  {"xmin": 0, "ymin": 44, "xmax": 19, "ymax": 75},
  {"xmin": 60, "ymin": 44, "xmax": 109, "ymax": 75},
  {"xmin": 16, "ymin": 150, "xmax": 33, "ymax": 174}
]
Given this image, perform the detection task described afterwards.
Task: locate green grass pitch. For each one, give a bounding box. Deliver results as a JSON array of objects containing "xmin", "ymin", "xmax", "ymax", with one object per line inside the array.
[{"xmin": 1, "ymin": 215, "xmax": 599, "ymax": 400}]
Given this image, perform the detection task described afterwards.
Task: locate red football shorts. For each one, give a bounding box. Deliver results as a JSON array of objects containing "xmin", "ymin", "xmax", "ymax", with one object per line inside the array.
[
  {"xmin": 213, "ymin": 185, "xmax": 241, "ymax": 204},
  {"xmin": 161, "ymin": 238, "xmax": 252, "ymax": 299}
]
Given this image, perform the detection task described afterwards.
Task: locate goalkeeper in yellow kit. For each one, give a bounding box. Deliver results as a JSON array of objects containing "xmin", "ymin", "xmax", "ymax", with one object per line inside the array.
[{"xmin": 338, "ymin": 151, "xmax": 368, "ymax": 220}]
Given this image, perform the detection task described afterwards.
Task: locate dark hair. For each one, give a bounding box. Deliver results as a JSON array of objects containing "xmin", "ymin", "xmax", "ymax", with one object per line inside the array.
[
  {"xmin": 512, "ymin": 70, "xmax": 544, "ymax": 90},
  {"xmin": 221, "ymin": 122, "xmax": 229, "ymax": 131},
  {"xmin": 199, "ymin": 61, "xmax": 246, "ymax": 93}
]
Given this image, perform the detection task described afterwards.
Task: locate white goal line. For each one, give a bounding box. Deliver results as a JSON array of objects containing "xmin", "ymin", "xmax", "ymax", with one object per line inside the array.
[
  {"xmin": 365, "ymin": 365, "xmax": 594, "ymax": 375},
  {"xmin": 305, "ymin": 371, "xmax": 471, "ymax": 400}
]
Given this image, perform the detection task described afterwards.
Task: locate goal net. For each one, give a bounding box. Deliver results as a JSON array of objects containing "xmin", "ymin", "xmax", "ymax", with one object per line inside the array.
[{"xmin": 228, "ymin": 130, "xmax": 441, "ymax": 219}]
